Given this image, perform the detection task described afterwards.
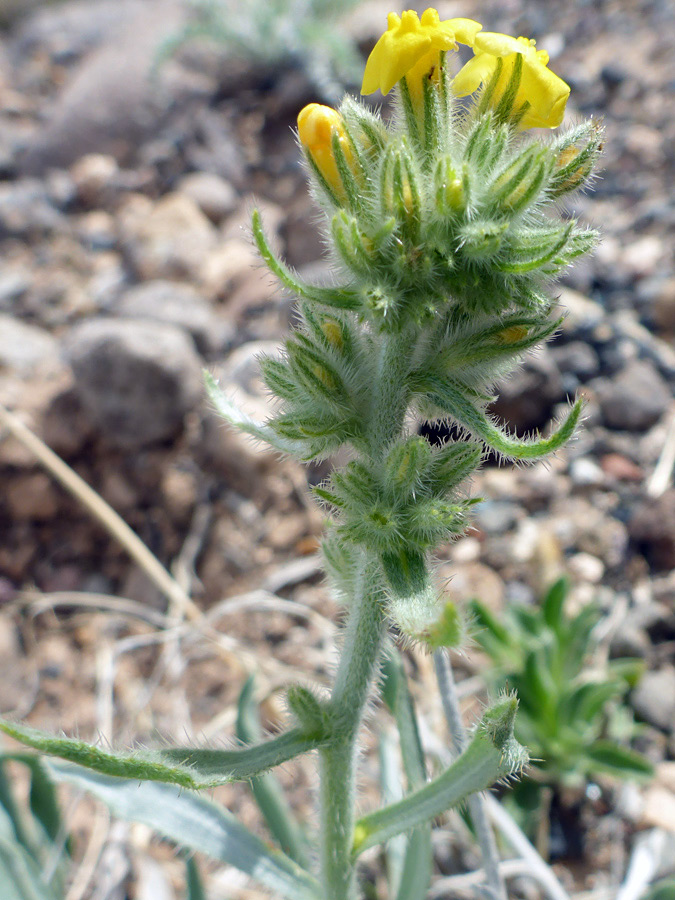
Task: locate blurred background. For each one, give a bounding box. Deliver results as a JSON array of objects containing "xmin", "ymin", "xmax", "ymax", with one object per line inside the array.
[{"xmin": 0, "ymin": 0, "xmax": 674, "ymax": 897}]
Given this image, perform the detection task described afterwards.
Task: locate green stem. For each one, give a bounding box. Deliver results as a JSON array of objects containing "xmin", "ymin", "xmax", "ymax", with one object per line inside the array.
[
  {"xmin": 319, "ymin": 558, "xmax": 386, "ymax": 900},
  {"xmin": 320, "ymin": 327, "xmax": 413, "ymax": 899},
  {"xmin": 367, "ymin": 331, "xmax": 412, "ymax": 458}
]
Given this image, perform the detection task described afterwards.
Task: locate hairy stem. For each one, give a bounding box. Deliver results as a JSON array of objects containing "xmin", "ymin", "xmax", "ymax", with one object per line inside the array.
[
  {"xmin": 320, "ymin": 559, "xmax": 386, "ymax": 900},
  {"xmin": 434, "ymin": 650, "xmax": 507, "ymax": 900},
  {"xmin": 321, "ymin": 328, "xmax": 412, "ymax": 900}
]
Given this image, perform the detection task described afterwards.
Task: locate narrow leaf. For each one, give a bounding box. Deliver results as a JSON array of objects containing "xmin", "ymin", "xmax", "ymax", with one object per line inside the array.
[
  {"xmin": 0, "ymin": 720, "xmax": 324, "ymax": 789},
  {"xmin": 252, "ymin": 209, "xmax": 361, "ymax": 310},
  {"xmin": 237, "ymin": 678, "xmax": 312, "ymax": 869},
  {"xmin": 353, "ymin": 696, "xmax": 527, "ymax": 856},
  {"xmin": 185, "ymin": 856, "xmax": 206, "ymax": 900},
  {"xmin": 585, "ymin": 742, "xmax": 653, "ymax": 778},
  {"xmin": 46, "ymin": 762, "xmax": 321, "ymax": 900},
  {"xmin": 204, "ymin": 370, "xmax": 301, "ymax": 457},
  {"xmin": 423, "ymin": 375, "xmax": 583, "ymax": 460}
]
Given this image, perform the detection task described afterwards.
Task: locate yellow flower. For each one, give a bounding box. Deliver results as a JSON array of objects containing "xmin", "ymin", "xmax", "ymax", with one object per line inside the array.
[
  {"xmin": 297, "ymin": 103, "xmax": 354, "ymax": 201},
  {"xmin": 452, "ymin": 32, "xmax": 570, "ymax": 129},
  {"xmin": 361, "ymin": 8, "xmax": 482, "ymax": 96}
]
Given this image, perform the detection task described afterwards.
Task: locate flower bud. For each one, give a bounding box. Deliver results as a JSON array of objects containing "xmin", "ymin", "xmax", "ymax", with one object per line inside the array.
[
  {"xmin": 491, "ymin": 145, "xmax": 548, "ymax": 213},
  {"xmin": 297, "ymin": 103, "xmax": 357, "ymax": 205},
  {"xmin": 434, "ymin": 156, "xmax": 466, "ymax": 215},
  {"xmin": 380, "ymin": 145, "xmax": 421, "ymax": 241},
  {"xmin": 549, "ymin": 119, "xmax": 604, "ymax": 198}
]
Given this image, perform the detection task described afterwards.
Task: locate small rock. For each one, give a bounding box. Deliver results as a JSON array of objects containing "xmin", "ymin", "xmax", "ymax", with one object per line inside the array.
[
  {"xmin": 118, "ymin": 192, "xmax": 218, "ymax": 281},
  {"xmin": 437, "ymin": 561, "xmax": 505, "ymax": 613},
  {"xmin": 600, "ymin": 453, "xmax": 644, "ymax": 482},
  {"xmin": 568, "ymin": 552, "xmax": 605, "ymax": 584},
  {"xmin": 595, "ymin": 360, "xmax": 671, "ymax": 431},
  {"xmin": 115, "ymin": 280, "xmax": 233, "ymax": 355},
  {"xmin": 551, "ymin": 341, "xmax": 600, "ymax": 382},
  {"xmin": 473, "ymin": 501, "xmax": 523, "ymax": 535},
  {"xmin": 65, "ymin": 317, "xmax": 204, "ymax": 449},
  {"xmin": 70, "ymin": 153, "xmax": 119, "ymax": 206},
  {"xmin": 632, "ymin": 669, "xmax": 675, "ymax": 733},
  {"xmin": 176, "ymin": 172, "xmax": 237, "ymax": 223},
  {"xmin": 0, "ymin": 315, "xmax": 60, "ymax": 375},
  {"xmin": 6, "ymin": 472, "xmax": 60, "ymax": 521},
  {"xmin": 569, "ymin": 457, "xmax": 606, "ymax": 488},
  {"xmin": 630, "ymin": 490, "xmax": 675, "ymax": 571},
  {"xmin": 0, "ymin": 178, "xmax": 64, "ymax": 238}
]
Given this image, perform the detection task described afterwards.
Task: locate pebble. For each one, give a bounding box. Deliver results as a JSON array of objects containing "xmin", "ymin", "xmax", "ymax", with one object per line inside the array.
[
  {"xmin": 176, "ymin": 172, "xmax": 237, "ymax": 223},
  {"xmin": 595, "ymin": 360, "xmax": 672, "ymax": 431},
  {"xmin": 0, "ymin": 314, "xmax": 60, "ymax": 374},
  {"xmin": 632, "ymin": 669, "xmax": 675, "ymax": 733},
  {"xmin": 115, "ymin": 279, "xmax": 233, "ymax": 356},
  {"xmin": 568, "ymin": 551, "xmax": 605, "ymax": 584},
  {"xmin": 570, "ymin": 456, "xmax": 607, "ymax": 488},
  {"xmin": 64, "ymin": 317, "xmax": 204, "ymax": 449},
  {"xmin": 117, "ymin": 192, "xmax": 218, "ymax": 281},
  {"xmin": 630, "ymin": 490, "xmax": 675, "ymax": 572}
]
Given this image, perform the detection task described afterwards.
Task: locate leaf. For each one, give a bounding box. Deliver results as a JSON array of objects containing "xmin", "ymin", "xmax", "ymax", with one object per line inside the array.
[
  {"xmin": 422, "ymin": 375, "xmax": 583, "ymax": 461},
  {"xmin": 0, "ymin": 805, "xmax": 60, "ymax": 900},
  {"xmin": 542, "ymin": 578, "xmax": 568, "ymax": 632},
  {"xmin": 353, "ymin": 695, "xmax": 527, "ymax": 856},
  {"xmin": 379, "ymin": 653, "xmax": 432, "ymax": 900},
  {"xmin": 204, "ymin": 371, "xmax": 301, "ymax": 457},
  {"xmin": 185, "ymin": 856, "xmax": 206, "ymax": 900},
  {"xmin": 236, "ymin": 678, "xmax": 312, "ymax": 869},
  {"xmin": 585, "ymin": 741, "xmax": 654, "ymax": 778},
  {"xmin": 46, "ymin": 762, "xmax": 321, "ymax": 900},
  {"xmin": 0, "ymin": 720, "xmax": 324, "ymax": 789}
]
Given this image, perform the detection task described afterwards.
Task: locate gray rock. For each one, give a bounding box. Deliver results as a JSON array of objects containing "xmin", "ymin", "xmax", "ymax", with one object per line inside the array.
[
  {"xmin": 0, "ymin": 314, "xmax": 59, "ymax": 374},
  {"xmin": 595, "ymin": 360, "xmax": 671, "ymax": 431},
  {"xmin": 474, "ymin": 501, "xmax": 523, "ymax": 535},
  {"xmin": 0, "ymin": 179, "xmax": 65, "ymax": 238},
  {"xmin": 632, "ymin": 668, "xmax": 675, "ymax": 733},
  {"xmin": 550, "ymin": 341, "xmax": 600, "ymax": 381},
  {"xmin": 18, "ymin": 1, "xmax": 187, "ymax": 175},
  {"xmin": 117, "ymin": 193, "xmax": 218, "ymax": 281},
  {"xmin": 65, "ymin": 318, "xmax": 203, "ymax": 448},
  {"xmin": 115, "ymin": 280, "xmax": 234, "ymax": 356},
  {"xmin": 630, "ymin": 490, "xmax": 675, "ymax": 571},
  {"xmin": 176, "ymin": 172, "xmax": 237, "ymax": 223}
]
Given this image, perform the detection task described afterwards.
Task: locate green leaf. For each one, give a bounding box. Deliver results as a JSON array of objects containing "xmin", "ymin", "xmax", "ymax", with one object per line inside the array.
[
  {"xmin": 379, "ymin": 653, "xmax": 432, "ymax": 900},
  {"xmin": 204, "ymin": 370, "xmax": 301, "ymax": 456},
  {"xmin": 542, "ymin": 578, "xmax": 568, "ymax": 632},
  {"xmin": 585, "ymin": 741, "xmax": 654, "ymax": 778},
  {"xmin": 0, "ymin": 805, "xmax": 60, "ymax": 900},
  {"xmin": 422, "ymin": 375, "xmax": 583, "ymax": 460},
  {"xmin": 237, "ymin": 679, "xmax": 312, "ymax": 869},
  {"xmin": 46, "ymin": 762, "xmax": 321, "ymax": 900},
  {"xmin": 252, "ymin": 209, "xmax": 361, "ymax": 311},
  {"xmin": 353, "ymin": 695, "xmax": 527, "ymax": 856},
  {"xmin": 0, "ymin": 720, "xmax": 324, "ymax": 789},
  {"xmin": 644, "ymin": 879, "xmax": 675, "ymax": 900},
  {"xmin": 185, "ymin": 856, "xmax": 206, "ymax": 900}
]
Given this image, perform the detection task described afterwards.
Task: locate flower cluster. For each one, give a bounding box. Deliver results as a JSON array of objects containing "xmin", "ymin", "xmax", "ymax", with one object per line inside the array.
[{"xmin": 217, "ymin": 7, "xmax": 602, "ymax": 642}]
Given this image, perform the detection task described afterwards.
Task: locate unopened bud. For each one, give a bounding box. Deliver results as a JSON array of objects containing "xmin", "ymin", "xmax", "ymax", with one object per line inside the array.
[
  {"xmin": 297, "ymin": 103, "xmax": 357, "ymax": 205},
  {"xmin": 549, "ymin": 120, "xmax": 604, "ymax": 197}
]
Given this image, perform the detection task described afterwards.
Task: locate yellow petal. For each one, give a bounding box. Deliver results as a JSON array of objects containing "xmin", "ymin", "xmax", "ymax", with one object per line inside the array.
[
  {"xmin": 452, "ymin": 53, "xmax": 497, "ymax": 97},
  {"xmin": 361, "ymin": 8, "xmax": 482, "ymax": 96},
  {"xmin": 517, "ymin": 64, "xmax": 570, "ymax": 128}
]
